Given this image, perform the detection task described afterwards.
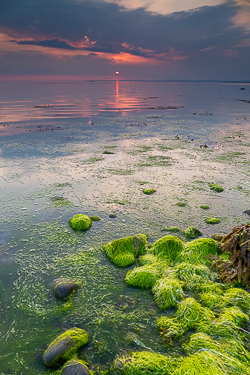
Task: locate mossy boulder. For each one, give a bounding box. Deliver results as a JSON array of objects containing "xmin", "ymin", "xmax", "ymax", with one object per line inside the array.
[
  {"xmin": 43, "ymin": 328, "xmax": 89, "ymax": 368},
  {"xmin": 181, "ymin": 238, "xmax": 218, "ymax": 265},
  {"xmin": 69, "ymin": 214, "xmax": 92, "ymax": 231},
  {"xmin": 125, "ymin": 264, "xmax": 162, "ymax": 288},
  {"xmin": 60, "ymin": 359, "xmax": 91, "ymax": 375},
  {"xmin": 151, "ymin": 235, "xmax": 184, "ymax": 262},
  {"xmin": 184, "ymin": 226, "xmax": 202, "ymax": 239},
  {"xmin": 205, "ymin": 217, "xmax": 220, "ymax": 224},
  {"xmin": 52, "ymin": 278, "xmax": 78, "ymax": 301},
  {"xmin": 104, "ymin": 234, "xmax": 148, "ymax": 267}
]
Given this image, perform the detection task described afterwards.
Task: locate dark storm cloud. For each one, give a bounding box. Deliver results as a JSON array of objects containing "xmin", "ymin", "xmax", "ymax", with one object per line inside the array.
[{"xmin": 0, "ymin": 0, "xmax": 248, "ymax": 59}]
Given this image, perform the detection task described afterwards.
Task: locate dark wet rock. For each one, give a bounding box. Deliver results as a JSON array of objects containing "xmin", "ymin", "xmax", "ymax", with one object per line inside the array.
[
  {"xmin": 243, "ymin": 209, "xmax": 250, "ymax": 216},
  {"xmin": 109, "ymin": 214, "xmax": 117, "ymax": 218},
  {"xmin": 52, "ymin": 278, "xmax": 78, "ymax": 301},
  {"xmin": 211, "ymin": 233, "xmax": 226, "ymax": 241},
  {"xmin": 61, "ymin": 359, "xmax": 91, "ymax": 375},
  {"xmin": 43, "ymin": 328, "xmax": 89, "ymax": 368}
]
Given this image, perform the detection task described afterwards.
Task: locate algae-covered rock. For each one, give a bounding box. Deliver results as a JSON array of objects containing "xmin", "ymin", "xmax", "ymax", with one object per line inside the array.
[
  {"xmin": 139, "ymin": 253, "xmax": 159, "ymax": 265},
  {"xmin": 52, "ymin": 278, "xmax": 78, "ymax": 301},
  {"xmin": 43, "ymin": 328, "xmax": 89, "ymax": 368},
  {"xmin": 184, "ymin": 226, "xmax": 202, "ymax": 239},
  {"xmin": 112, "ymin": 351, "xmax": 180, "ymax": 375},
  {"xmin": 181, "ymin": 238, "xmax": 218, "ymax": 265},
  {"xmin": 205, "ymin": 217, "xmax": 220, "ymax": 224},
  {"xmin": 152, "ymin": 277, "xmax": 185, "ymax": 309},
  {"xmin": 161, "ymin": 226, "xmax": 180, "ymax": 233},
  {"xmin": 104, "ymin": 234, "xmax": 148, "ymax": 267},
  {"xmin": 151, "ymin": 235, "xmax": 184, "ymax": 262},
  {"xmin": 209, "ymin": 183, "xmax": 224, "ymax": 192},
  {"xmin": 60, "ymin": 359, "xmax": 91, "ymax": 375},
  {"xmin": 69, "ymin": 214, "xmax": 92, "ymax": 231},
  {"xmin": 143, "ymin": 188, "xmax": 156, "ymax": 195},
  {"xmin": 125, "ymin": 264, "xmax": 161, "ymax": 288},
  {"xmin": 176, "ymin": 298, "xmax": 214, "ymax": 329}
]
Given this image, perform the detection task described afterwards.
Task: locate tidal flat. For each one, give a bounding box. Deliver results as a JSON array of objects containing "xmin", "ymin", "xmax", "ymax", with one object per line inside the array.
[{"xmin": 0, "ymin": 80, "xmax": 250, "ymax": 374}]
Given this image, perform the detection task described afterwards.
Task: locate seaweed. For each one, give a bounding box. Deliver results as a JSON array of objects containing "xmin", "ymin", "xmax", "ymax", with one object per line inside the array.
[
  {"xmin": 69, "ymin": 214, "xmax": 92, "ymax": 231},
  {"xmin": 205, "ymin": 217, "xmax": 220, "ymax": 224},
  {"xmin": 156, "ymin": 316, "xmax": 185, "ymax": 341},
  {"xmin": 151, "ymin": 235, "xmax": 184, "ymax": 263},
  {"xmin": 125, "ymin": 264, "xmax": 162, "ymax": 288},
  {"xmin": 111, "ymin": 351, "xmax": 180, "ymax": 375},
  {"xmin": 181, "ymin": 238, "xmax": 218, "ymax": 265},
  {"xmin": 152, "ymin": 277, "xmax": 185, "ymax": 309},
  {"xmin": 176, "ymin": 298, "xmax": 214, "ymax": 329},
  {"xmin": 209, "ymin": 183, "xmax": 224, "ymax": 192},
  {"xmin": 143, "ymin": 188, "xmax": 156, "ymax": 195},
  {"xmin": 104, "ymin": 234, "xmax": 148, "ymax": 267},
  {"xmin": 183, "ymin": 226, "xmax": 202, "ymax": 239}
]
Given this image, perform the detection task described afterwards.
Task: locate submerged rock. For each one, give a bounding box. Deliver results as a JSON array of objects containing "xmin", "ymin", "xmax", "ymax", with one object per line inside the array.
[
  {"xmin": 69, "ymin": 214, "xmax": 92, "ymax": 231},
  {"xmin": 52, "ymin": 278, "xmax": 78, "ymax": 301},
  {"xmin": 209, "ymin": 183, "xmax": 224, "ymax": 192},
  {"xmin": 60, "ymin": 359, "xmax": 91, "ymax": 375},
  {"xmin": 43, "ymin": 328, "xmax": 89, "ymax": 368}
]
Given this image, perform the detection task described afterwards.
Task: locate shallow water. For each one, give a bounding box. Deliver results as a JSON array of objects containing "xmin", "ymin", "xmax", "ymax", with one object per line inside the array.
[{"xmin": 0, "ymin": 80, "xmax": 250, "ymax": 374}]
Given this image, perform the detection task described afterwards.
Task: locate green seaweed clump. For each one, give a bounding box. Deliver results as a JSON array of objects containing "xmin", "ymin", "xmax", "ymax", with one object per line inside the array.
[
  {"xmin": 43, "ymin": 328, "xmax": 89, "ymax": 368},
  {"xmin": 198, "ymin": 282, "xmax": 226, "ymax": 308},
  {"xmin": 90, "ymin": 216, "xmax": 101, "ymax": 221},
  {"xmin": 200, "ymin": 205, "xmax": 210, "ymax": 210},
  {"xmin": 143, "ymin": 188, "xmax": 156, "ymax": 195},
  {"xmin": 152, "ymin": 277, "xmax": 185, "ymax": 309},
  {"xmin": 104, "ymin": 234, "xmax": 148, "ymax": 267},
  {"xmin": 112, "ymin": 351, "xmax": 179, "ymax": 375},
  {"xmin": 174, "ymin": 262, "xmax": 214, "ymax": 290},
  {"xmin": 151, "ymin": 235, "xmax": 184, "ymax": 262},
  {"xmin": 209, "ymin": 183, "xmax": 224, "ymax": 192},
  {"xmin": 69, "ymin": 214, "xmax": 92, "ymax": 231},
  {"xmin": 176, "ymin": 298, "xmax": 214, "ymax": 329},
  {"xmin": 139, "ymin": 253, "xmax": 159, "ymax": 265},
  {"xmin": 156, "ymin": 316, "xmax": 185, "ymax": 341},
  {"xmin": 176, "ymin": 202, "xmax": 186, "ymax": 207},
  {"xmin": 184, "ymin": 226, "xmax": 202, "ymax": 239},
  {"xmin": 182, "ymin": 333, "xmax": 250, "ymax": 374},
  {"xmin": 125, "ymin": 264, "xmax": 162, "ymax": 288},
  {"xmin": 181, "ymin": 238, "xmax": 218, "ymax": 265},
  {"xmin": 223, "ymin": 288, "xmax": 250, "ymax": 313},
  {"xmin": 205, "ymin": 217, "xmax": 220, "ymax": 224}
]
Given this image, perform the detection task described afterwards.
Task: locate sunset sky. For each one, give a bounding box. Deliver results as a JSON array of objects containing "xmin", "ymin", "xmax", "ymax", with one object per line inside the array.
[{"xmin": 0, "ymin": 0, "xmax": 250, "ymax": 81}]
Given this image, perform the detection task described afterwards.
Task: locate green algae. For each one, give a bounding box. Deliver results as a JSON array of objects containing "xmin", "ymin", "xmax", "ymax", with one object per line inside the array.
[
  {"xmin": 181, "ymin": 238, "xmax": 218, "ymax": 265},
  {"xmin": 209, "ymin": 183, "xmax": 224, "ymax": 192},
  {"xmin": 125, "ymin": 264, "xmax": 162, "ymax": 288},
  {"xmin": 57, "ymin": 359, "xmax": 91, "ymax": 374},
  {"xmin": 176, "ymin": 298, "xmax": 215, "ymax": 329},
  {"xmin": 176, "ymin": 202, "xmax": 186, "ymax": 207},
  {"xmin": 151, "ymin": 235, "xmax": 184, "ymax": 262},
  {"xmin": 43, "ymin": 327, "xmax": 89, "ymax": 368},
  {"xmin": 112, "ymin": 351, "xmax": 180, "ymax": 375},
  {"xmin": 139, "ymin": 253, "xmax": 159, "ymax": 265},
  {"xmin": 200, "ymin": 205, "xmax": 210, "ymax": 210},
  {"xmin": 51, "ymin": 196, "xmax": 74, "ymax": 207},
  {"xmin": 143, "ymin": 188, "xmax": 156, "ymax": 195},
  {"xmin": 176, "ymin": 348, "xmax": 250, "ymax": 375},
  {"xmin": 104, "ymin": 234, "xmax": 148, "ymax": 267},
  {"xmin": 183, "ymin": 332, "xmax": 250, "ymax": 369},
  {"xmin": 205, "ymin": 217, "xmax": 220, "ymax": 224},
  {"xmin": 152, "ymin": 277, "xmax": 185, "ymax": 309},
  {"xmin": 90, "ymin": 216, "xmax": 101, "ymax": 221},
  {"xmin": 174, "ymin": 263, "xmax": 215, "ymax": 291},
  {"xmin": 183, "ymin": 226, "xmax": 202, "ymax": 239},
  {"xmin": 223, "ymin": 288, "xmax": 250, "ymax": 313},
  {"xmin": 69, "ymin": 214, "xmax": 92, "ymax": 231},
  {"xmin": 156, "ymin": 316, "xmax": 185, "ymax": 340}
]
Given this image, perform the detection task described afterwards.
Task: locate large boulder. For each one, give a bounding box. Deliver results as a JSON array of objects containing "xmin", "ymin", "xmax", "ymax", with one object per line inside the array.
[
  {"xmin": 43, "ymin": 328, "xmax": 89, "ymax": 368},
  {"xmin": 52, "ymin": 278, "xmax": 78, "ymax": 301}
]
